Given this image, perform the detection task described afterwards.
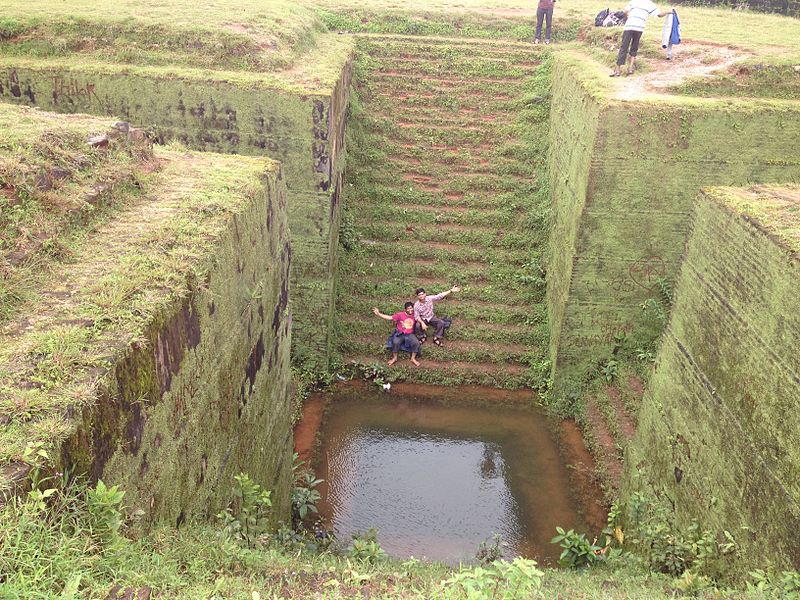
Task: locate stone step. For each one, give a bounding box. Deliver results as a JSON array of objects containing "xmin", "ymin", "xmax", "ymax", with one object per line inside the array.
[
  {"xmin": 342, "ymin": 337, "xmax": 534, "ymax": 365},
  {"xmin": 345, "ymin": 354, "xmax": 533, "ymax": 388}
]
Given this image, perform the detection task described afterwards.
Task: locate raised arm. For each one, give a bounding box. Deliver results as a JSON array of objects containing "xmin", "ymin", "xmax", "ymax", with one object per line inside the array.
[
  {"xmin": 431, "ymin": 285, "xmax": 462, "ymax": 301},
  {"xmin": 372, "ymin": 307, "xmax": 393, "ymax": 321}
]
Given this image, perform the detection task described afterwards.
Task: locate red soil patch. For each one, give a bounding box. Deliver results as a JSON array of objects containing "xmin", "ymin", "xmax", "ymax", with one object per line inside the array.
[
  {"xmin": 585, "ymin": 397, "xmax": 624, "ymax": 489},
  {"xmin": 559, "ymin": 419, "xmax": 609, "ymax": 530},
  {"xmin": 606, "ymin": 385, "xmax": 637, "ymax": 441},
  {"xmin": 402, "ymin": 173, "xmax": 433, "ymax": 184},
  {"xmin": 389, "ymin": 155, "xmax": 421, "ymax": 165},
  {"xmin": 628, "ymin": 375, "xmax": 645, "ymax": 396},
  {"xmin": 389, "ymin": 381, "xmax": 535, "ymax": 404},
  {"xmin": 349, "ymin": 355, "xmax": 527, "ymax": 375},
  {"xmin": 445, "ymin": 192, "xmax": 464, "ymax": 201},
  {"xmin": 353, "ymin": 336, "xmax": 528, "ymax": 356},
  {"xmin": 409, "ymin": 256, "xmax": 487, "ymax": 269},
  {"xmin": 293, "ymin": 394, "xmax": 327, "ymax": 464}
]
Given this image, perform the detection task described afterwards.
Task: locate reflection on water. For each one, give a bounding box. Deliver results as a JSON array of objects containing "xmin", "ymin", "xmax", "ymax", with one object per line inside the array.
[{"xmin": 316, "ymin": 388, "xmax": 587, "ymax": 564}]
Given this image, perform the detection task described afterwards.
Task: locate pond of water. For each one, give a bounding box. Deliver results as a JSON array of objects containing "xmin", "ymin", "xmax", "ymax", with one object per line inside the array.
[{"xmin": 315, "ymin": 385, "xmax": 589, "ymax": 564}]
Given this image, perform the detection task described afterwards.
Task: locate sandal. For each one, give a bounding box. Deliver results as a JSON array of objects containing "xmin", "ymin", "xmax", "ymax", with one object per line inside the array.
[
  {"xmin": 418, "ymin": 335, "xmax": 427, "ymax": 344},
  {"xmin": 433, "ymin": 337, "xmax": 443, "ymax": 347},
  {"xmin": 609, "ymin": 70, "xmax": 621, "ymax": 77}
]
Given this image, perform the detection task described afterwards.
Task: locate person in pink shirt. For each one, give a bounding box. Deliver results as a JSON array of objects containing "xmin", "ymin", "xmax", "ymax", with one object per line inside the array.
[{"xmin": 372, "ymin": 302, "xmax": 421, "ymax": 366}]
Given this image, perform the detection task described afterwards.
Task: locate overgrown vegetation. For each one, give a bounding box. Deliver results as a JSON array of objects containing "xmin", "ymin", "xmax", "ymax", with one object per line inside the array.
[
  {"xmin": 2, "ymin": 474, "xmax": 797, "ymax": 598},
  {"xmin": 0, "ymin": 0, "xmax": 325, "ymax": 72},
  {"xmin": 0, "ymin": 113, "xmax": 277, "ymax": 467}
]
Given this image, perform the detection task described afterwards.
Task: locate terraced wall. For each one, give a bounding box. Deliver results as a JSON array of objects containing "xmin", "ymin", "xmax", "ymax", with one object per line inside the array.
[
  {"xmin": 0, "ymin": 110, "xmax": 294, "ymax": 524},
  {"xmin": 547, "ymin": 56, "xmax": 800, "ymax": 399},
  {"xmin": 61, "ymin": 165, "xmax": 294, "ymax": 526},
  {"xmin": 0, "ymin": 55, "xmax": 353, "ymax": 368},
  {"xmin": 623, "ymin": 186, "xmax": 800, "ymax": 570},
  {"xmin": 546, "ymin": 53, "xmax": 602, "ymax": 388},
  {"xmin": 335, "ymin": 35, "xmax": 551, "ymax": 387}
]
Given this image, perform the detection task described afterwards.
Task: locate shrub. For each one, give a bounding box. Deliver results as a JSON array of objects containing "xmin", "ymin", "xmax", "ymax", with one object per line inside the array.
[
  {"xmin": 443, "ymin": 557, "xmax": 543, "ymax": 600},
  {"xmin": 551, "ymin": 527, "xmax": 604, "ymax": 568},
  {"xmin": 217, "ymin": 473, "xmax": 272, "ymax": 548}
]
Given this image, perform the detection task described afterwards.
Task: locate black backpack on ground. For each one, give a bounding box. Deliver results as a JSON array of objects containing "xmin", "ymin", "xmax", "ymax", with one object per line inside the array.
[{"xmin": 595, "ymin": 8, "xmax": 610, "ymax": 26}]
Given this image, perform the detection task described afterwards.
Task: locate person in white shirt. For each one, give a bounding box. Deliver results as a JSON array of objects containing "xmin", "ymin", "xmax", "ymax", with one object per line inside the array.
[{"xmin": 611, "ymin": 0, "xmax": 672, "ymax": 77}]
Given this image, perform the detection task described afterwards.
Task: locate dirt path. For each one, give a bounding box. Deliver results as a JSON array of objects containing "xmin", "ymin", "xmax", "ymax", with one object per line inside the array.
[{"xmin": 612, "ymin": 40, "xmax": 751, "ymax": 100}]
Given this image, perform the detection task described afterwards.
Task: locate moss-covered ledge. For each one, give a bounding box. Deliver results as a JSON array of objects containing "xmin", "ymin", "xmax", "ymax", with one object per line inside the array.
[
  {"xmin": 623, "ymin": 184, "xmax": 800, "ymax": 572},
  {"xmin": 546, "ymin": 51, "xmax": 800, "ymax": 403},
  {"xmin": 0, "ymin": 107, "xmax": 293, "ymax": 525}
]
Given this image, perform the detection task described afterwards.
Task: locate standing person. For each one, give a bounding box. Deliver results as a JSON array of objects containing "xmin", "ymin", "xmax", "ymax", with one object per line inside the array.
[
  {"xmin": 413, "ymin": 285, "xmax": 460, "ymax": 347},
  {"xmin": 534, "ymin": 0, "xmax": 556, "ymax": 45},
  {"xmin": 610, "ymin": 0, "xmax": 671, "ymax": 77},
  {"xmin": 373, "ymin": 302, "xmax": 421, "ymax": 366}
]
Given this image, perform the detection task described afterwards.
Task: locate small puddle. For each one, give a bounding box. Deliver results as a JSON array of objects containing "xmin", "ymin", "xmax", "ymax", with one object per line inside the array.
[{"xmin": 312, "ymin": 383, "xmax": 593, "ymax": 564}]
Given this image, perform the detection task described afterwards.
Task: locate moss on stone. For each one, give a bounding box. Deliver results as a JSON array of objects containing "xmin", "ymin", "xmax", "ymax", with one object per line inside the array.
[
  {"xmin": 546, "ymin": 52, "xmax": 800, "ymax": 404},
  {"xmin": 0, "ymin": 105, "xmax": 293, "ymax": 522},
  {"xmin": 622, "ymin": 185, "xmax": 800, "ymax": 571}
]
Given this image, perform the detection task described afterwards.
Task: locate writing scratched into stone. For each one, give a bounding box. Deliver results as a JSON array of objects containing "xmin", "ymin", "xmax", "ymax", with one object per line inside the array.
[
  {"xmin": 52, "ymin": 76, "xmax": 100, "ymax": 104},
  {"xmin": 629, "ymin": 255, "xmax": 666, "ymax": 292}
]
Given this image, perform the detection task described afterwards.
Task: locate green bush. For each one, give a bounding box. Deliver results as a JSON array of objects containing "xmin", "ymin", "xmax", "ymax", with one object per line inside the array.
[
  {"xmin": 347, "ymin": 528, "xmax": 387, "ymax": 563},
  {"xmin": 216, "ymin": 473, "xmax": 273, "ymax": 549},
  {"xmin": 443, "ymin": 557, "xmax": 543, "ymax": 600},
  {"xmin": 291, "ymin": 453, "xmax": 323, "ymax": 527},
  {"xmin": 0, "ymin": 17, "xmax": 24, "ymax": 39},
  {"xmin": 551, "ymin": 527, "xmax": 604, "ymax": 569}
]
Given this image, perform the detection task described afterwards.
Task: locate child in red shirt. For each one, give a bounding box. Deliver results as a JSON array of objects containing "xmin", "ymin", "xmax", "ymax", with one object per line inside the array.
[{"xmin": 372, "ymin": 302, "xmax": 421, "ymax": 366}]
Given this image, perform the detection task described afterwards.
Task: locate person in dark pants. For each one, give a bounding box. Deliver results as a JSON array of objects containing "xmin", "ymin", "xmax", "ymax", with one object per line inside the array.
[
  {"xmin": 534, "ymin": 0, "xmax": 556, "ymax": 44},
  {"xmin": 610, "ymin": 0, "xmax": 671, "ymax": 76},
  {"xmin": 373, "ymin": 302, "xmax": 421, "ymax": 366},
  {"xmin": 413, "ymin": 285, "xmax": 460, "ymax": 347}
]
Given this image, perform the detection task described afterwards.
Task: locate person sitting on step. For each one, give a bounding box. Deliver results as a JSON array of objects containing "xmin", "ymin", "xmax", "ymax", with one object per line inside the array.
[
  {"xmin": 413, "ymin": 285, "xmax": 460, "ymax": 347},
  {"xmin": 373, "ymin": 302, "xmax": 421, "ymax": 366}
]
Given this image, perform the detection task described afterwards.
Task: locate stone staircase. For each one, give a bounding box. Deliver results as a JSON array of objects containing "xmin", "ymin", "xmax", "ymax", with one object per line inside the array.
[{"xmin": 335, "ymin": 34, "xmax": 551, "ymax": 388}]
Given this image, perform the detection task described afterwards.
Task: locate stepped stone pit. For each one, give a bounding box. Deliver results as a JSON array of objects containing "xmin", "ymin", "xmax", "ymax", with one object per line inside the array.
[
  {"xmin": 0, "ymin": 104, "xmax": 293, "ymax": 524},
  {"xmin": 1, "ymin": 0, "xmax": 800, "ymax": 582}
]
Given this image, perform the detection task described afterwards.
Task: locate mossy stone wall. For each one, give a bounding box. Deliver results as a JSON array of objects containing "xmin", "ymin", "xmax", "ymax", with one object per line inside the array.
[
  {"xmin": 547, "ymin": 57, "xmax": 800, "ymax": 399},
  {"xmin": 546, "ymin": 53, "xmax": 602, "ymax": 383},
  {"xmin": 60, "ymin": 167, "xmax": 294, "ymax": 526},
  {"xmin": 623, "ymin": 187, "xmax": 800, "ymax": 570},
  {"xmin": 0, "ymin": 58, "xmax": 353, "ymax": 369}
]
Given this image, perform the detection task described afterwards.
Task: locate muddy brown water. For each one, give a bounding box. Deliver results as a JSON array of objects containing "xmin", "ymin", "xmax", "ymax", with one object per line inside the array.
[{"xmin": 314, "ymin": 384, "xmax": 591, "ymax": 565}]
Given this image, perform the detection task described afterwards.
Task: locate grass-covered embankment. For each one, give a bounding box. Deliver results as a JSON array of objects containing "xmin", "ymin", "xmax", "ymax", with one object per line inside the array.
[{"xmin": 0, "ymin": 104, "xmax": 294, "ymax": 522}]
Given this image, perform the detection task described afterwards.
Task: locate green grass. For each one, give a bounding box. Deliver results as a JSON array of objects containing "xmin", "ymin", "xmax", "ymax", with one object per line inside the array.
[
  {"xmin": 712, "ymin": 185, "xmax": 800, "ymax": 253},
  {"xmin": 0, "ymin": 0, "xmax": 323, "ymax": 72},
  {"xmin": 0, "ymin": 477, "xmax": 791, "ymax": 599},
  {"xmin": 312, "ymin": 0, "xmax": 800, "ymax": 60},
  {"xmin": 0, "ymin": 104, "xmax": 279, "ymax": 466},
  {"xmin": 332, "ymin": 35, "xmax": 552, "ymax": 387}
]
